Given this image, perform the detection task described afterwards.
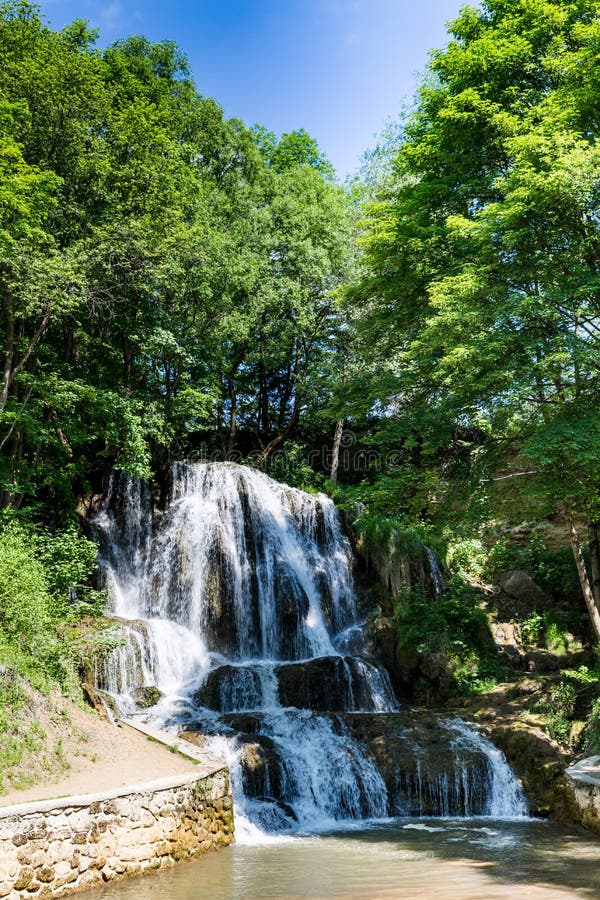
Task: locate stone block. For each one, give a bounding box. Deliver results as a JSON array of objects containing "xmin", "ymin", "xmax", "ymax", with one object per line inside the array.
[
  {"xmin": 36, "ymin": 867, "xmax": 55, "ymax": 884},
  {"xmin": 13, "ymin": 866, "xmax": 35, "ymax": 890}
]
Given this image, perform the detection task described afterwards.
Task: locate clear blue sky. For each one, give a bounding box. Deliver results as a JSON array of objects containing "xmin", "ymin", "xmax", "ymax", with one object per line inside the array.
[{"xmin": 41, "ymin": 0, "xmax": 464, "ymax": 179}]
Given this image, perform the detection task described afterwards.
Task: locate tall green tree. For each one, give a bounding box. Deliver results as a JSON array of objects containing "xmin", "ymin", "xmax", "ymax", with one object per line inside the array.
[
  {"xmin": 0, "ymin": 2, "xmax": 354, "ymax": 512},
  {"xmin": 351, "ymin": 0, "xmax": 600, "ymax": 638}
]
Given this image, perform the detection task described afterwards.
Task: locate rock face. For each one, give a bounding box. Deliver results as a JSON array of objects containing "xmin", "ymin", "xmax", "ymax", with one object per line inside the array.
[
  {"xmin": 238, "ymin": 736, "xmax": 283, "ymax": 802},
  {"xmin": 341, "ymin": 712, "xmax": 492, "ymax": 816},
  {"xmin": 0, "ymin": 768, "xmax": 233, "ymax": 899},
  {"xmin": 494, "ymin": 570, "xmax": 550, "ymax": 619},
  {"xmin": 275, "ymin": 657, "xmax": 394, "ymax": 712},
  {"xmin": 564, "ymin": 757, "xmax": 600, "ymax": 832},
  {"xmin": 344, "ymin": 509, "xmax": 444, "ymax": 608},
  {"xmin": 194, "ymin": 657, "xmax": 397, "ymax": 713}
]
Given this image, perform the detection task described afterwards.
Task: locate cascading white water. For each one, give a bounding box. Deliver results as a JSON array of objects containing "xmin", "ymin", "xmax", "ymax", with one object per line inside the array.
[
  {"xmin": 445, "ymin": 719, "xmax": 528, "ymax": 818},
  {"xmin": 94, "ymin": 461, "xmax": 528, "ymax": 835},
  {"xmin": 425, "ymin": 546, "xmax": 444, "ymax": 599}
]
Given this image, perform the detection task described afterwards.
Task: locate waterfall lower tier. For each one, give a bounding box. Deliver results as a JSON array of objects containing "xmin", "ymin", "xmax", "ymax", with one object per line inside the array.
[{"xmin": 94, "ymin": 462, "xmax": 528, "ymax": 835}]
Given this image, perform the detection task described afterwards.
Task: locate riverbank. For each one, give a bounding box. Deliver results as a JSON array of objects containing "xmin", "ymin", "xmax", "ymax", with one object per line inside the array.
[{"xmin": 1, "ymin": 705, "xmax": 198, "ymax": 807}]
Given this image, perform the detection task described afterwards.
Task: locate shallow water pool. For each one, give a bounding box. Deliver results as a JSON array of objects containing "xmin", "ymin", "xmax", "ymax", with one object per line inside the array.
[{"xmin": 89, "ymin": 818, "xmax": 600, "ymax": 899}]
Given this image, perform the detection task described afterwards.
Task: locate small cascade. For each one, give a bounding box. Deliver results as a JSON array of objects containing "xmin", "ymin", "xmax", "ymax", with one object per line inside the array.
[
  {"xmin": 94, "ymin": 462, "xmax": 528, "ymax": 835},
  {"xmin": 425, "ymin": 546, "xmax": 443, "ymax": 599},
  {"xmin": 94, "ymin": 617, "xmax": 209, "ymax": 711},
  {"xmin": 445, "ymin": 719, "xmax": 528, "ymax": 817}
]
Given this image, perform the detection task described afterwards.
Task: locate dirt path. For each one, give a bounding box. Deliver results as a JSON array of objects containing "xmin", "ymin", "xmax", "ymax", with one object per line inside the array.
[{"xmin": 0, "ymin": 701, "xmax": 197, "ymax": 807}]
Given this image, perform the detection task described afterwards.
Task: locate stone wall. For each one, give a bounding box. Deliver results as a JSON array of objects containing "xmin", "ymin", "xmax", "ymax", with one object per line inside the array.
[{"xmin": 0, "ymin": 768, "xmax": 234, "ymax": 898}]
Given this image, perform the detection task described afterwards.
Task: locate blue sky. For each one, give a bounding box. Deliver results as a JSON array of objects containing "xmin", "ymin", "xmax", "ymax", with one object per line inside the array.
[{"xmin": 41, "ymin": 0, "xmax": 464, "ymax": 178}]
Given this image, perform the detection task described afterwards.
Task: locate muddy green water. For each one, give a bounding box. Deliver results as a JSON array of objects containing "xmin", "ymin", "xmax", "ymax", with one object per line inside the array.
[{"xmin": 90, "ymin": 819, "xmax": 600, "ymax": 900}]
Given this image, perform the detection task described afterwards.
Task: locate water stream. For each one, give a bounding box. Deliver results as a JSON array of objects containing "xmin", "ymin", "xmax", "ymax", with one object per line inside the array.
[{"xmin": 94, "ymin": 462, "xmax": 528, "ymax": 838}]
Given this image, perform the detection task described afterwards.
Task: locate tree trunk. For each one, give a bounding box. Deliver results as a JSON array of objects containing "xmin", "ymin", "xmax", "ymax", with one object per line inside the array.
[
  {"xmin": 564, "ymin": 507, "xmax": 600, "ymax": 642},
  {"xmin": 226, "ymin": 347, "xmax": 247, "ymax": 456},
  {"xmin": 588, "ymin": 521, "xmax": 600, "ymax": 614},
  {"xmin": 0, "ymin": 280, "xmax": 53, "ymax": 417},
  {"xmin": 227, "ymin": 375, "xmax": 237, "ymax": 456},
  {"xmin": 253, "ymin": 344, "xmax": 303, "ymax": 467},
  {"xmin": 258, "ymin": 361, "xmax": 270, "ymax": 433},
  {"xmin": 251, "ymin": 405, "xmax": 299, "ymax": 466},
  {"xmin": 1, "ymin": 290, "xmax": 15, "ymax": 417},
  {"xmin": 330, "ymin": 419, "xmax": 344, "ymax": 485}
]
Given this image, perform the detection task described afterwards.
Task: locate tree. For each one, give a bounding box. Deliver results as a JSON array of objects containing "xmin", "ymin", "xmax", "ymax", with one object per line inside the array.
[
  {"xmin": 351, "ymin": 0, "xmax": 600, "ymax": 639},
  {"xmin": 0, "ymin": 2, "xmax": 355, "ymax": 511}
]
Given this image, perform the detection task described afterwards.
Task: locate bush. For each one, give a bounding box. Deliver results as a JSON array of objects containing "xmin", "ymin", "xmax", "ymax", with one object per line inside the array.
[
  {"xmin": 0, "ymin": 517, "xmax": 103, "ymax": 696},
  {"xmin": 0, "ymin": 524, "xmax": 51, "ymax": 644},
  {"xmin": 446, "ymin": 538, "xmax": 487, "ymax": 580},
  {"xmin": 521, "ymin": 612, "xmax": 544, "ymax": 645},
  {"xmin": 396, "ymin": 577, "xmax": 501, "ymax": 695},
  {"xmin": 520, "ymin": 611, "xmax": 574, "ymax": 653}
]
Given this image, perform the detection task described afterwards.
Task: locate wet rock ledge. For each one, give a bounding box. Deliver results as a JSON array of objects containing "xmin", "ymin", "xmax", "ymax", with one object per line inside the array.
[{"xmin": 0, "ymin": 731, "xmax": 234, "ymax": 898}]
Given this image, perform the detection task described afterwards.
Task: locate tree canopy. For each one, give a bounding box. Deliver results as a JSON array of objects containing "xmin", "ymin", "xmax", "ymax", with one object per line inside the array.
[
  {"xmin": 347, "ymin": 0, "xmax": 600, "ymax": 635},
  {"xmin": 0, "ymin": 0, "xmax": 353, "ymax": 512}
]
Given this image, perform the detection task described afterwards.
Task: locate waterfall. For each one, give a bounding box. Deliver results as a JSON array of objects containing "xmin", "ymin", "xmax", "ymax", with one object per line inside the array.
[
  {"xmin": 425, "ymin": 546, "xmax": 443, "ymax": 599},
  {"xmin": 445, "ymin": 719, "xmax": 528, "ymax": 817},
  {"xmin": 94, "ymin": 461, "xmax": 527, "ymax": 835}
]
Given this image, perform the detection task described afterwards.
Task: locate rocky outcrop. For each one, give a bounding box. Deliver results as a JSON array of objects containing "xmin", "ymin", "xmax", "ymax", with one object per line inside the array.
[
  {"xmin": 132, "ymin": 687, "xmax": 163, "ymax": 709},
  {"xmin": 492, "ymin": 570, "xmax": 551, "ymax": 619},
  {"xmin": 563, "ymin": 757, "xmax": 600, "ymax": 832},
  {"xmin": 194, "ymin": 656, "xmax": 396, "ymax": 713},
  {"xmin": 340, "ymin": 712, "xmax": 491, "ymax": 816},
  {"xmin": 186, "ymin": 709, "xmax": 519, "ymax": 819},
  {"xmin": 345, "ymin": 512, "xmax": 443, "ymax": 614},
  {"xmin": 275, "ymin": 657, "xmax": 394, "ymax": 712}
]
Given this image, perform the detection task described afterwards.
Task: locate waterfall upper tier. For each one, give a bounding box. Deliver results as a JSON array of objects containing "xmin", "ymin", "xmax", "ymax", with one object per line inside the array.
[{"xmin": 97, "ymin": 462, "xmax": 358, "ymax": 665}]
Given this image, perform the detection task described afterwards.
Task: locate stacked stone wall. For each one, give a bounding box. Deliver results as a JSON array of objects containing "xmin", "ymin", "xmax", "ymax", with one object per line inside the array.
[{"xmin": 0, "ymin": 769, "xmax": 233, "ymax": 898}]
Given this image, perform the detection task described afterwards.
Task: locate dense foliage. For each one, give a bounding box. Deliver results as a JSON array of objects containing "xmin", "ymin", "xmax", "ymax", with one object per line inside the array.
[
  {"xmin": 345, "ymin": 0, "xmax": 600, "ymax": 641},
  {"xmin": 0, "ymin": 1, "xmax": 353, "ymax": 515},
  {"xmin": 0, "ymin": 514, "xmax": 102, "ymax": 689}
]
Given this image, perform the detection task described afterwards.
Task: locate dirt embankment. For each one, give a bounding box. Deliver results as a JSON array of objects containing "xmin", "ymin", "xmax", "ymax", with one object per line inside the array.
[{"xmin": 0, "ymin": 685, "xmax": 196, "ymax": 807}]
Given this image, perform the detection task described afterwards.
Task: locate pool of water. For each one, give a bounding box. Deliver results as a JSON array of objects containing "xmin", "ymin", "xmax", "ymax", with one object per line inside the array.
[{"xmin": 90, "ymin": 818, "xmax": 600, "ymax": 899}]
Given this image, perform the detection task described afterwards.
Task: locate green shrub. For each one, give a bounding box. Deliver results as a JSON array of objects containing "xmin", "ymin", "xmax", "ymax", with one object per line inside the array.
[
  {"xmin": 396, "ymin": 577, "xmax": 501, "ymax": 695},
  {"xmin": 520, "ymin": 611, "xmax": 573, "ymax": 653},
  {"xmin": 521, "ymin": 612, "xmax": 544, "ymax": 645},
  {"xmin": 0, "ymin": 524, "xmax": 52, "ymax": 644},
  {"xmin": 544, "ymin": 682, "xmax": 576, "ymax": 746},
  {"xmin": 0, "ymin": 517, "xmax": 103, "ymax": 697},
  {"xmin": 545, "ymin": 621, "xmax": 569, "ymax": 654},
  {"xmin": 446, "ymin": 538, "xmax": 487, "ymax": 580},
  {"xmin": 546, "ymin": 713, "xmax": 572, "ymax": 746}
]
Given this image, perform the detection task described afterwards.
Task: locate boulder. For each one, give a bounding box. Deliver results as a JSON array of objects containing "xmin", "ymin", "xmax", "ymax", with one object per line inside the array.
[
  {"xmin": 132, "ymin": 686, "xmax": 163, "ymax": 708},
  {"xmin": 83, "ymin": 684, "xmax": 119, "ymax": 720},
  {"xmin": 239, "ymin": 736, "xmax": 283, "ymax": 799},
  {"xmin": 494, "ymin": 570, "xmax": 550, "ymax": 618}
]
